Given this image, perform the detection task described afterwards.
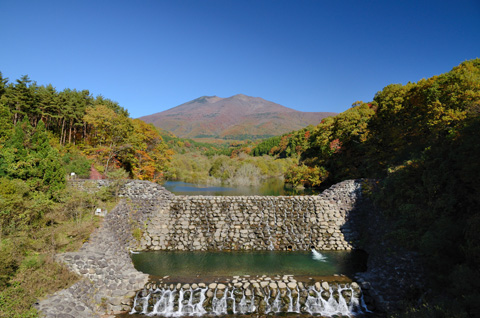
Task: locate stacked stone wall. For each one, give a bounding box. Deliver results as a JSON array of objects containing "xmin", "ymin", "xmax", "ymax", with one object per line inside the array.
[
  {"xmin": 68, "ymin": 179, "xmax": 364, "ymax": 252},
  {"xmin": 140, "ymin": 180, "xmax": 363, "ymax": 251}
]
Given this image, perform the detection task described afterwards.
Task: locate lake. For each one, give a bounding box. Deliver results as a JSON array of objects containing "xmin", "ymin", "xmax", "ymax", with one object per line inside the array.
[{"xmin": 162, "ymin": 179, "xmax": 320, "ymax": 196}]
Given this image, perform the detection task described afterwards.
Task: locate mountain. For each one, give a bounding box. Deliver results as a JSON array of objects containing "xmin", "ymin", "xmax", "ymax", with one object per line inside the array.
[{"xmin": 139, "ymin": 94, "xmax": 336, "ymax": 140}]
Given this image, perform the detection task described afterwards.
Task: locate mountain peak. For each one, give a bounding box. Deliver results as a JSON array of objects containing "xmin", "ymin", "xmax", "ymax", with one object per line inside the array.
[
  {"xmin": 139, "ymin": 95, "xmax": 336, "ymax": 140},
  {"xmin": 190, "ymin": 95, "xmax": 222, "ymax": 104},
  {"xmin": 230, "ymin": 94, "xmax": 263, "ymax": 101},
  {"xmin": 232, "ymin": 93, "xmax": 249, "ymax": 98}
]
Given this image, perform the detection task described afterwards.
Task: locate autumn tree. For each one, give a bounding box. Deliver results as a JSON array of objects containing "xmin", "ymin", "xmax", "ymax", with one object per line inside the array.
[
  {"xmin": 83, "ymin": 104, "xmax": 134, "ymax": 174},
  {"xmin": 0, "ymin": 72, "xmax": 173, "ymax": 185},
  {"xmin": 128, "ymin": 119, "xmax": 173, "ymax": 182},
  {"xmin": 368, "ymin": 59, "xmax": 480, "ymax": 170}
]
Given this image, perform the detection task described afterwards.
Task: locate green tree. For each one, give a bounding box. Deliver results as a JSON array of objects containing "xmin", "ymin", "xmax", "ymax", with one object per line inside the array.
[
  {"xmin": 37, "ymin": 84, "xmax": 58, "ymax": 130},
  {"xmin": 0, "ymin": 103, "xmax": 13, "ymax": 141},
  {"xmin": 0, "ymin": 119, "xmax": 65, "ymax": 195},
  {"xmin": 6, "ymin": 75, "xmax": 36, "ymax": 125},
  {"xmin": 0, "ymin": 72, "xmax": 8, "ymax": 99}
]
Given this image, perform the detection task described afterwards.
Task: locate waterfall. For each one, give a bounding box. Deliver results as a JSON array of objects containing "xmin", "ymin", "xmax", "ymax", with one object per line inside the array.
[
  {"xmin": 312, "ymin": 248, "xmax": 327, "ymax": 261},
  {"xmin": 211, "ymin": 287, "xmax": 228, "ymax": 315},
  {"xmin": 130, "ymin": 282, "xmax": 369, "ymax": 316},
  {"xmin": 286, "ymin": 286, "xmax": 300, "ymax": 313},
  {"xmin": 129, "ymin": 292, "xmax": 139, "ymax": 314},
  {"xmin": 151, "ymin": 288, "xmax": 176, "ymax": 315},
  {"xmin": 270, "ymin": 290, "xmax": 282, "ymax": 313}
]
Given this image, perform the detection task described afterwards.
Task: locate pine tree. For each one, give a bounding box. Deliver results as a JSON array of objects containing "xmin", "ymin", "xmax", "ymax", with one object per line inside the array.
[
  {"xmin": 0, "ymin": 71, "xmax": 8, "ymax": 99},
  {"xmin": 0, "ymin": 119, "xmax": 65, "ymax": 195},
  {"xmin": 0, "ymin": 104, "xmax": 12, "ymax": 140}
]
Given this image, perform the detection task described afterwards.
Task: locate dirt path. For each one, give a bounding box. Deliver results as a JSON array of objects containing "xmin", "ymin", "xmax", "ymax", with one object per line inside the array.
[{"xmin": 89, "ymin": 165, "xmax": 104, "ymax": 180}]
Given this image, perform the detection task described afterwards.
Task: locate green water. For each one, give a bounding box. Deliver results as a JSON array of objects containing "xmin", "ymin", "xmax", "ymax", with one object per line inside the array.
[
  {"xmin": 162, "ymin": 179, "xmax": 320, "ymax": 196},
  {"xmin": 131, "ymin": 250, "xmax": 367, "ymax": 278}
]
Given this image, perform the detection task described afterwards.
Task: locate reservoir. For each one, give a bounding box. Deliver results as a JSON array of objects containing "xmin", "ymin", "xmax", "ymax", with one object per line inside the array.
[
  {"xmin": 162, "ymin": 180, "xmax": 321, "ymax": 196},
  {"xmin": 131, "ymin": 250, "xmax": 367, "ymax": 279}
]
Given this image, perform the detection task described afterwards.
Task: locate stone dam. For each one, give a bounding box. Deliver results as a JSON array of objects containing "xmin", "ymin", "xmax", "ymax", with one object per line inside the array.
[
  {"xmin": 38, "ymin": 179, "xmax": 383, "ymax": 318},
  {"xmin": 138, "ymin": 182, "xmax": 362, "ymax": 252}
]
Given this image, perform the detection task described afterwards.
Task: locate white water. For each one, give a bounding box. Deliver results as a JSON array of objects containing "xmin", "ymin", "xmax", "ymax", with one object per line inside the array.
[
  {"xmin": 130, "ymin": 283, "xmax": 368, "ymax": 316},
  {"xmin": 312, "ymin": 248, "xmax": 328, "ymax": 261}
]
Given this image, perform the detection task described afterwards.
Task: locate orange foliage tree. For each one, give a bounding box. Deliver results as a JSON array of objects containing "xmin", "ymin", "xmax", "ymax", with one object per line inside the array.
[{"xmin": 83, "ymin": 106, "xmax": 172, "ymax": 181}]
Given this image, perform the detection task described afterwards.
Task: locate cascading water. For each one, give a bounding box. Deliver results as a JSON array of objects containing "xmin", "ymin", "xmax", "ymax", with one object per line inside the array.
[
  {"xmin": 130, "ymin": 282, "xmax": 368, "ymax": 316},
  {"xmin": 211, "ymin": 288, "xmax": 228, "ymax": 315},
  {"xmin": 286, "ymin": 286, "xmax": 300, "ymax": 313},
  {"xmin": 312, "ymin": 248, "xmax": 328, "ymax": 261}
]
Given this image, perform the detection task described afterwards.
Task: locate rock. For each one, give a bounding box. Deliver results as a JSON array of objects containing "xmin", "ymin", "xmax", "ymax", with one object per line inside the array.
[{"xmin": 321, "ymin": 281, "xmax": 329, "ymax": 290}]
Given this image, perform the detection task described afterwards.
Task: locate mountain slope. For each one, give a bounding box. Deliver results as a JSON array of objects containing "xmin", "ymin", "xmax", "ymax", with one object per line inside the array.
[{"xmin": 139, "ymin": 94, "xmax": 336, "ymax": 139}]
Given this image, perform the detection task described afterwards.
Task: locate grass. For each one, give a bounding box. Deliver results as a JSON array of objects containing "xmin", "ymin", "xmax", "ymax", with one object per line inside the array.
[{"xmin": 0, "ymin": 183, "xmax": 116, "ymax": 318}]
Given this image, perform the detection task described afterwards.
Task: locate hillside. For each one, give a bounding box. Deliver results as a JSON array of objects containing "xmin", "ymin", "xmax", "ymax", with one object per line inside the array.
[
  {"xmin": 139, "ymin": 94, "xmax": 336, "ymax": 140},
  {"xmin": 246, "ymin": 59, "xmax": 480, "ymax": 316}
]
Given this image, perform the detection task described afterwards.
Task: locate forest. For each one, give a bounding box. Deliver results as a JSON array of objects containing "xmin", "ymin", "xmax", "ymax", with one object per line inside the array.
[
  {"xmin": 0, "ymin": 58, "xmax": 479, "ymax": 317},
  {"xmin": 0, "ymin": 74, "xmax": 173, "ymax": 182},
  {"xmin": 0, "ymin": 73, "xmax": 174, "ymax": 317},
  {"xmin": 254, "ymin": 59, "xmax": 480, "ymax": 316}
]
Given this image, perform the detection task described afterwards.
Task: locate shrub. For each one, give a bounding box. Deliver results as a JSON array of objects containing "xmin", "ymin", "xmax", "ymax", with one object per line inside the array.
[
  {"xmin": 62, "ymin": 152, "xmax": 91, "ymax": 178},
  {"xmin": 284, "ymin": 164, "xmax": 328, "ymax": 188}
]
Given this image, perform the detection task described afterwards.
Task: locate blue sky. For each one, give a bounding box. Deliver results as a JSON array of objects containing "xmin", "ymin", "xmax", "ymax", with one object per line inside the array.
[{"xmin": 1, "ymin": 0, "xmax": 479, "ymax": 118}]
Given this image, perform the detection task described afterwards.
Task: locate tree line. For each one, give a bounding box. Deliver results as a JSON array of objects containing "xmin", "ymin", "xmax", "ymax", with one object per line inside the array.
[
  {"xmin": 0, "ymin": 73, "xmax": 173, "ymax": 182},
  {"xmin": 252, "ymin": 59, "xmax": 480, "ymax": 190}
]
